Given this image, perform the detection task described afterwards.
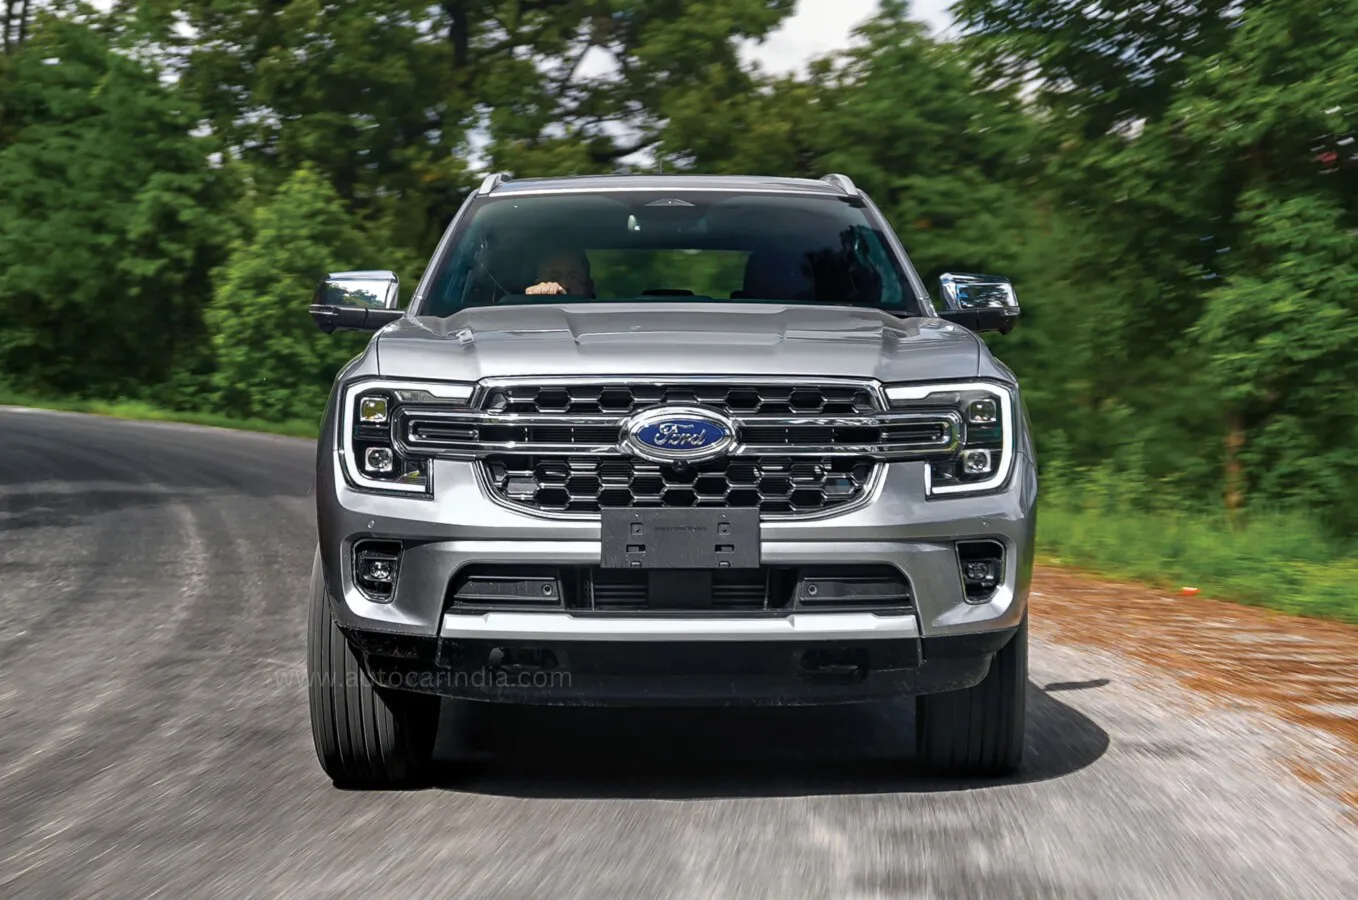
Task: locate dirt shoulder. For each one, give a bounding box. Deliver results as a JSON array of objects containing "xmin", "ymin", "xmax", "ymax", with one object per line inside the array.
[{"xmin": 1033, "ymin": 565, "xmax": 1358, "ymax": 811}]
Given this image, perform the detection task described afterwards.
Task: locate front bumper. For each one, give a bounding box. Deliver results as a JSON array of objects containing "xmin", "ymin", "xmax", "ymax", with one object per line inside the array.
[{"xmin": 317, "ymin": 451, "xmax": 1037, "ymax": 643}]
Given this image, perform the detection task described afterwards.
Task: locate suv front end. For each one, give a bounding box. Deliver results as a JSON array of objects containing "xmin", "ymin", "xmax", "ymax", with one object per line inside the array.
[{"xmin": 306, "ymin": 173, "xmax": 1034, "ymax": 788}]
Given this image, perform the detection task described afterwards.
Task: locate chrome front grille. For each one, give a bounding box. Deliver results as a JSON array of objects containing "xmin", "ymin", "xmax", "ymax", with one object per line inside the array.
[
  {"xmin": 395, "ymin": 379, "xmax": 960, "ymax": 458},
  {"xmin": 481, "ymin": 455, "xmax": 876, "ymax": 515},
  {"xmin": 393, "ymin": 378, "xmax": 955, "ymax": 518}
]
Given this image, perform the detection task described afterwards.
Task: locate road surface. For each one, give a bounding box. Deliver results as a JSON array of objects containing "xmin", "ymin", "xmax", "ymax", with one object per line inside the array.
[{"xmin": 1, "ymin": 408, "xmax": 1354, "ymax": 899}]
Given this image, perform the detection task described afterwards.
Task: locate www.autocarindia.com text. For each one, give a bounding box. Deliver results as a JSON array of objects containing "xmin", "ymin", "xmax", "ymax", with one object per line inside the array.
[{"xmin": 275, "ymin": 668, "xmax": 571, "ymax": 691}]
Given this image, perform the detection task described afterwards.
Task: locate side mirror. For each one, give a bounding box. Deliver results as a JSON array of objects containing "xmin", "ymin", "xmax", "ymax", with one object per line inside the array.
[
  {"xmin": 309, "ymin": 270, "xmax": 405, "ymax": 334},
  {"xmin": 936, "ymin": 272, "xmax": 1020, "ymax": 334}
]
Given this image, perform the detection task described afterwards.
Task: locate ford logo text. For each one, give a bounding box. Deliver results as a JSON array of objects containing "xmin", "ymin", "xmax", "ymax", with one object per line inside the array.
[
  {"xmin": 621, "ymin": 407, "xmax": 735, "ymax": 464},
  {"xmin": 639, "ymin": 420, "xmax": 720, "ymax": 449}
]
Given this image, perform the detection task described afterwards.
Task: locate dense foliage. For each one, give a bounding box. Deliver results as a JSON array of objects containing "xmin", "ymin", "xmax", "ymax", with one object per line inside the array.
[{"xmin": 2, "ymin": 0, "xmax": 1356, "ymax": 539}]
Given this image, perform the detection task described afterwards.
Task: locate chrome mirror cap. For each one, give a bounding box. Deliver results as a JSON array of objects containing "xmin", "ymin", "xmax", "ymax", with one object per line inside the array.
[
  {"xmin": 314, "ymin": 270, "xmax": 401, "ymax": 310},
  {"xmin": 937, "ymin": 273, "xmax": 1020, "ymax": 335},
  {"xmin": 939, "ymin": 273, "xmax": 1019, "ymax": 310},
  {"xmin": 310, "ymin": 270, "xmax": 403, "ymax": 334}
]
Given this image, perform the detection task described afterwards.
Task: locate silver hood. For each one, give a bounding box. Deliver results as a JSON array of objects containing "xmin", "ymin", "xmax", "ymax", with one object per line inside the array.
[{"xmin": 374, "ymin": 302, "xmax": 985, "ymax": 383}]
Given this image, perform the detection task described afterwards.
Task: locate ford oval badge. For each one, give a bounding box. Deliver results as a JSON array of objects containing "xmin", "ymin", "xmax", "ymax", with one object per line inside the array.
[{"xmin": 622, "ymin": 407, "xmax": 735, "ymax": 464}]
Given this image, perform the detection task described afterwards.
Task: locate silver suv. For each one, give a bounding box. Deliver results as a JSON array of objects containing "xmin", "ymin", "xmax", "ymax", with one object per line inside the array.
[{"xmin": 307, "ymin": 173, "xmax": 1035, "ymax": 787}]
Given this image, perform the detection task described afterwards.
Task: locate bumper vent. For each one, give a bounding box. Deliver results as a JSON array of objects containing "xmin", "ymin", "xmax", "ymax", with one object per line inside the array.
[
  {"xmin": 442, "ymin": 565, "xmax": 914, "ymax": 615},
  {"xmin": 794, "ymin": 567, "xmax": 913, "ymax": 609},
  {"xmin": 590, "ymin": 569, "xmax": 771, "ymax": 611},
  {"xmin": 449, "ymin": 567, "xmax": 565, "ymax": 609}
]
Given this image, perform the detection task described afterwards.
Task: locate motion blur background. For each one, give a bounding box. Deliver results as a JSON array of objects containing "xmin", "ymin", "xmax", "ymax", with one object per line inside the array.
[{"xmin": 1, "ymin": 0, "xmax": 1355, "ymax": 622}]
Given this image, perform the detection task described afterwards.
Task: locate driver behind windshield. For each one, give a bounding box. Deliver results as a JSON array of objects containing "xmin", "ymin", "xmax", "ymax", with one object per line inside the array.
[{"xmin": 525, "ymin": 249, "xmax": 596, "ymax": 297}]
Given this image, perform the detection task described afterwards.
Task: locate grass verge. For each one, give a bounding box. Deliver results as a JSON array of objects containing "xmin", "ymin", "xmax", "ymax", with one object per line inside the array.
[
  {"xmin": 1038, "ymin": 504, "xmax": 1358, "ymax": 624},
  {"xmin": 0, "ymin": 393, "xmax": 318, "ymax": 439},
  {"xmin": 5, "ymin": 393, "xmax": 1356, "ymax": 624}
]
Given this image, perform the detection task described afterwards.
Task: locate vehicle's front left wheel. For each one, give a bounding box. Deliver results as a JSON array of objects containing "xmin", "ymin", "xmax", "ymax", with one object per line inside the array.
[
  {"xmin": 915, "ymin": 614, "xmax": 1028, "ymax": 777},
  {"xmin": 307, "ymin": 549, "xmax": 439, "ymax": 788}
]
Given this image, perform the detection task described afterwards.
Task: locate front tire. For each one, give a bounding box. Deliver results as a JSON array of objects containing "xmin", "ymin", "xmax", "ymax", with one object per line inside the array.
[
  {"xmin": 307, "ymin": 549, "xmax": 439, "ymax": 788},
  {"xmin": 915, "ymin": 614, "xmax": 1027, "ymax": 777}
]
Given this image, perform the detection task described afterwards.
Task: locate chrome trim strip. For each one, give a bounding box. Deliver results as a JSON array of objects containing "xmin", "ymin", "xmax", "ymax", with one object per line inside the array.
[
  {"xmin": 415, "ymin": 443, "xmax": 944, "ymax": 459},
  {"xmin": 394, "ymin": 407, "xmax": 960, "ymax": 459},
  {"xmin": 404, "ymin": 412, "xmax": 622, "ymax": 426},
  {"xmin": 736, "ymin": 410, "xmax": 961, "ymax": 456},
  {"xmin": 392, "ymin": 409, "xmax": 621, "ymax": 457},
  {"xmin": 745, "ymin": 414, "xmax": 945, "ymax": 429},
  {"xmin": 414, "ymin": 441, "xmax": 622, "ymax": 456},
  {"xmin": 440, "ymin": 610, "xmax": 919, "ymax": 642},
  {"xmin": 732, "ymin": 444, "xmax": 941, "ymax": 457},
  {"xmin": 885, "ymin": 382, "xmax": 1015, "ymax": 497}
]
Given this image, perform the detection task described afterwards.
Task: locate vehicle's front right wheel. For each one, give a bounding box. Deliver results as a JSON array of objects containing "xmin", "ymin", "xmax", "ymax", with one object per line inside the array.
[
  {"xmin": 915, "ymin": 614, "xmax": 1028, "ymax": 777},
  {"xmin": 307, "ymin": 549, "xmax": 439, "ymax": 788}
]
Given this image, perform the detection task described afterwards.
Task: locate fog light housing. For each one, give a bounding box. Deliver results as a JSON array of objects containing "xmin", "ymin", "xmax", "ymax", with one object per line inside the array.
[
  {"xmin": 957, "ymin": 540, "xmax": 1005, "ymax": 603},
  {"xmin": 365, "ymin": 446, "xmax": 394, "ymax": 474},
  {"xmin": 354, "ymin": 541, "xmax": 401, "ymax": 601}
]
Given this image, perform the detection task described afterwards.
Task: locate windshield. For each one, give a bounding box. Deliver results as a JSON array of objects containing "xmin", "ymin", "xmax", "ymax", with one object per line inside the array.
[{"xmin": 415, "ymin": 190, "xmax": 923, "ymax": 317}]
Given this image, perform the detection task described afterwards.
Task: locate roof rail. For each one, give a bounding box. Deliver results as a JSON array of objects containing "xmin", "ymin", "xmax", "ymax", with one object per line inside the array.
[
  {"xmin": 820, "ymin": 173, "xmax": 859, "ymax": 196},
  {"xmin": 477, "ymin": 171, "xmax": 513, "ymax": 196}
]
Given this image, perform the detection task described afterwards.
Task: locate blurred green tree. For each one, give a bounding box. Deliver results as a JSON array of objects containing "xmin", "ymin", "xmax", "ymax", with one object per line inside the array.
[
  {"xmin": 204, "ymin": 165, "xmax": 373, "ymax": 421},
  {"xmin": 955, "ymin": 0, "xmax": 1358, "ymax": 520},
  {"xmin": 0, "ymin": 10, "xmax": 230, "ymax": 399},
  {"xmin": 147, "ymin": 1, "xmax": 797, "ymax": 249}
]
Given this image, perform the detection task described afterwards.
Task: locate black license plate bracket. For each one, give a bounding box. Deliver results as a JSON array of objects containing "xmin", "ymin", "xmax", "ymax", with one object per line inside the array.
[{"xmin": 600, "ymin": 508, "xmax": 761, "ymax": 569}]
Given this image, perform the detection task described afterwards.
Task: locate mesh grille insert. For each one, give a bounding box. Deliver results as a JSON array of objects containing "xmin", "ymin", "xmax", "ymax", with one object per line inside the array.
[{"xmin": 482, "ymin": 455, "xmax": 875, "ymax": 515}]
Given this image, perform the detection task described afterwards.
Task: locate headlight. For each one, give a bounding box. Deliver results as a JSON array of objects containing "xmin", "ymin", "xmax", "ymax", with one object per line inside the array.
[
  {"xmin": 340, "ymin": 380, "xmax": 475, "ymax": 495},
  {"xmin": 884, "ymin": 382, "xmax": 1015, "ymax": 496}
]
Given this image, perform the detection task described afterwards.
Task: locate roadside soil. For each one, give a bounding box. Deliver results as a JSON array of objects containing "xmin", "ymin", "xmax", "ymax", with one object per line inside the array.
[{"xmin": 1033, "ymin": 565, "xmax": 1358, "ymax": 814}]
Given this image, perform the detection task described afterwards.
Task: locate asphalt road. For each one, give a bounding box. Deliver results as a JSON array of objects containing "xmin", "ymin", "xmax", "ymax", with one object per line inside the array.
[{"xmin": 1, "ymin": 407, "xmax": 1355, "ymax": 899}]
